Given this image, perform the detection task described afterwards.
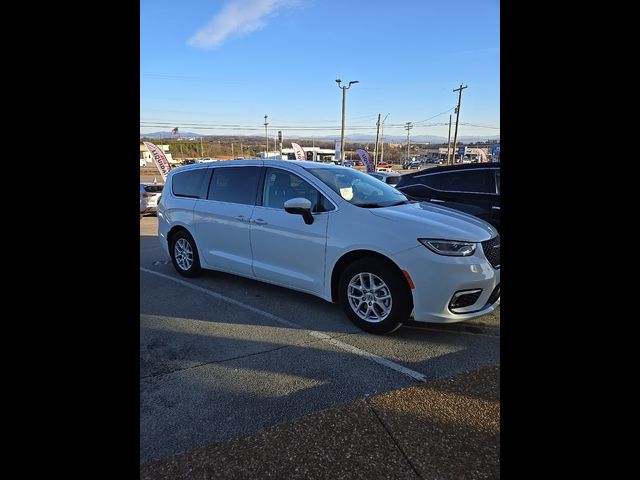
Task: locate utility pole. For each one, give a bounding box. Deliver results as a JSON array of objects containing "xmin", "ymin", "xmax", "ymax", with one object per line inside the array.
[
  {"xmin": 451, "ymin": 84, "xmax": 467, "ymax": 164},
  {"xmin": 264, "ymin": 114, "xmax": 269, "ymax": 159},
  {"xmin": 336, "ymin": 79, "xmax": 359, "ymax": 164},
  {"xmin": 200, "ymin": 136, "xmax": 204, "ymax": 158},
  {"xmin": 240, "ymin": 142, "xmax": 243, "ymax": 157},
  {"xmin": 231, "ymin": 143, "xmax": 234, "ymax": 158},
  {"xmin": 373, "ymin": 113, "xmax": 381, "ymax": 165},
  {"xmin": 405, "ymin": 122, "xmax": 413, "ymax": 163},
  {"xmin": 380, "ymin": 114, "xmax": 389, "ymax": 164},
  {"xmin": 447, "ymin": 114, "xmax": 452, "ymax": 164}
]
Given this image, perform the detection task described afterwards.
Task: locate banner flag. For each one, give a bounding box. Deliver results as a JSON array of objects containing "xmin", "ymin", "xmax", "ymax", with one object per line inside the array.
[
  {"xmin": 291, "ymin": 142, "xmax": 306, "ymax": 161},
  {"xmin": 356, "ymin": 148, "xmax": 375, "ymax": 173},
  {"xmin": 143, "ymin": 141, "xmax": 172, "ymax": 181}
]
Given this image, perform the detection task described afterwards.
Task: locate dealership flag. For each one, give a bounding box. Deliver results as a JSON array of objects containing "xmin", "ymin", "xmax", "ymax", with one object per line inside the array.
[
  {"xmin": 171, "ymin": 127, "xmax": 179, "ymax": 135},
  {"xmin": 356, "ymin": 148, "xmax": 375, "ymax": 173},
  {"xmin": 291, "ymin": 142, "xmax": 306, "ymax": 161},
  {"xmin": 143, "ymin": 141, "xmax": 172, "ymax": 181}
]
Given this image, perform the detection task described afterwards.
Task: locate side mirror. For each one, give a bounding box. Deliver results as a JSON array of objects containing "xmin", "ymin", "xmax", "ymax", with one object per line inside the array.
[{"xmin": 284, "ymin": 197, "xmax": 314, "ymax": 225}]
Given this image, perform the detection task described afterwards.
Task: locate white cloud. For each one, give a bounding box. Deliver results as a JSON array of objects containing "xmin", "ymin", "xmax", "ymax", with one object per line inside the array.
[{"xmin": 188, "ymin": 0, "xmax": 299, "ymax": 49}]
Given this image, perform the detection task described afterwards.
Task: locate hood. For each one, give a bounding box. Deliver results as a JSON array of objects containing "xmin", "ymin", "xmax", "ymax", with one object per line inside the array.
[{"xmin": 368, "ymin": 201, "xmax": 497, "ymax": 241}]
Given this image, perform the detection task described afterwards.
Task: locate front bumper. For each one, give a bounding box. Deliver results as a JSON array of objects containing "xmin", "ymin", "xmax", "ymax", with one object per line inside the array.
[{"xmin": 390, "ymin": 245, "xmax": 500, "ymax": 323}]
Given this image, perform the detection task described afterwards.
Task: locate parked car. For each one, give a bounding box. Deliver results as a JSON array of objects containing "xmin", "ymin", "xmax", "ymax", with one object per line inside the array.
[
  {"xmin": 395, "ymin": 163, "xmax": 500, "ymax": 230},
  {"xmin": 368, "ymin": 172, "xmax": 402, "ymax": 187},
  {"xmin": 407, "ymin": 161, "xmax": 422, "ymax": 169},
  {"xmin": 376, "ymin": 162, "xmax": 392, "ymax": 169},
  {"xmin": 158, "ymin": 160, "xmax": 500, "ymax": 334},
  {"xmin": 343, "ymin": 161, "xmax": 353, "ymax": 168},
  {"xmin": 140, "ymin": 183, "xmax": 164, "ymax": 215}
]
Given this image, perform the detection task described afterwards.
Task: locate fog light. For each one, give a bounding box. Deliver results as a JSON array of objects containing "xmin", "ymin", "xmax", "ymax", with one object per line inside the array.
[{"xmin": 449, "ymin": 289, "xmax": 482, "ymax": 312}]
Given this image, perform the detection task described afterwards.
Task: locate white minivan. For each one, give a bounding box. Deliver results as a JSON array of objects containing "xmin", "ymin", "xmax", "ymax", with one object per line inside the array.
[{"xmin": 157, "ymin": 159, "xmax": 500, "ymax": 334}]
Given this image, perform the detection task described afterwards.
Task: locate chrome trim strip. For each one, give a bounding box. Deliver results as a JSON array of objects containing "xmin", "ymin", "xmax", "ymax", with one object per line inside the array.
[
  {"xmin": 398, "ymin": 183, "xmax": 499, "ymax": 196},
  {"xmin": 451, "ymin": 289, "xmax": 482, "ymax": 301}
]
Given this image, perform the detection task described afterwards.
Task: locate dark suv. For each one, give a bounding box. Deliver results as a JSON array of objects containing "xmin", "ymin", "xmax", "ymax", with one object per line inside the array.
[{"xmin": 395, "ymin": 163, "xmax": 500, "ymax": 230}]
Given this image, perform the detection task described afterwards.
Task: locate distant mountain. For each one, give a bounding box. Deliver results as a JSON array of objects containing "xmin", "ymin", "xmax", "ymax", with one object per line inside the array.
[
  {"xmin": 140, "ymin": 131, "xmax": 499, "ymax": 144},
  {"xmin": 140, "ymin": 131, "xmax": 204, "ymax": 139},
  {"xmin": 456, "ymin": 135, "xmax": 500, "ymax": 143},
  {"xmin": 318, "ymin": 134, "xmax": 499, "ymax": 144}
]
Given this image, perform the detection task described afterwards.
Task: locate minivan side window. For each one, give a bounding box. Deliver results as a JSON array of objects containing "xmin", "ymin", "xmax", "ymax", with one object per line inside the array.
[
  {"xmin": 412, "ymin": 174, "xmax": 442, "ymax": 190},
  {"xmin": 172, "ymin": 169, "xmax": 210, "ymax": 198},
  {"xmin": 262, "ymin": 168, "xmax": 334, "ymax": 212},
  {"xmin": 207, "ymin": 167, "xmax": 260, "ymax": 205}
]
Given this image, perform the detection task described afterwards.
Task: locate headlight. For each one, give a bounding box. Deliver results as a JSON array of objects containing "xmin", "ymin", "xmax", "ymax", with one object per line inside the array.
[{"xmin": 418, "ymin": 238, "xmax": 476, "ymax": 256}]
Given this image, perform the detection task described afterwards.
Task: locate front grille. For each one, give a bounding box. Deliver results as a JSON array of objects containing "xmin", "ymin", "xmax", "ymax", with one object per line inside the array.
[
  {"xmin": 481, "ymin": 235, "xmax": 500, "ymax": 268},
  {"xmin": 486, "ymin": 284, "xmax": 500, "ymax": 306}
]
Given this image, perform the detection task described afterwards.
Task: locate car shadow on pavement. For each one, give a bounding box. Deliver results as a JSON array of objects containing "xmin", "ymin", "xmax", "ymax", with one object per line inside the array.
[
  {"xmin": 139, "ymin": 318, "xmax": 499, "ymax": 462},
  {"xmin": 140, "ymin": 364, "xmax": 500, "ymax": 479}
]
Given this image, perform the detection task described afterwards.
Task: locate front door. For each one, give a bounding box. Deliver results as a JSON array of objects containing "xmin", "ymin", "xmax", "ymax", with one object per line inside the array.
[{"xmin": 250, "ymin": 168, "xmax": 332, "ymax": 296}]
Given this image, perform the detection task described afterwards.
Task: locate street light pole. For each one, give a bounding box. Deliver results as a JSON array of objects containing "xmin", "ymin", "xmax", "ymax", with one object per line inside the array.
[
  {"xmin": 373, "ymin": 114, "xmax": 381, "ymax": 165},
  {"xmin": 336, "ymin": 79, "xmax": 359, "ymax": 165},
  {"xmin": 447, "ymin": 114, "xmax": 452, "ymax": 165},
  {"xmin": 376, "ymin": 113, "xmax": 389, "ymax": 166},
  {"xmin": 264, "ymin": 114, "xmax": 269, "ymax": 159},
  {"xmin": 379, "ymin": 113, "xmax": 389, "ymax": 165}
]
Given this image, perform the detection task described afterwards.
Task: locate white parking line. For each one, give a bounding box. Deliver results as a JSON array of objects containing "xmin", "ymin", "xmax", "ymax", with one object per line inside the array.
[{"xmin": 140, "ymin": 267, "xmax": 427, "ymax": 383}]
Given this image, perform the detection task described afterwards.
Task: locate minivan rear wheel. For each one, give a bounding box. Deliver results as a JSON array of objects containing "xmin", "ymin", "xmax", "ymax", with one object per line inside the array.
[
  {"xmin": 338, "ymin": 257, "xmax": 412, "ymax": 334},
  {"xmin": 170, "ymin": 230, "xmax": 202, "ymax": 277}
]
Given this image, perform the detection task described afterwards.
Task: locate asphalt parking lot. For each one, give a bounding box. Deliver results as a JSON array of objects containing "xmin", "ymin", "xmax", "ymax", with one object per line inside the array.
[{"xmin": 140, "ymin": 215, "xmax": 500, "ymax": 477}]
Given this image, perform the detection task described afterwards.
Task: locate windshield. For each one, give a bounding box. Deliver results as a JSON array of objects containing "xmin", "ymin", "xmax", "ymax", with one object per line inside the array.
[{"xmin": 307, "ymin": 167, "xmax": 410, "ymax": 208}]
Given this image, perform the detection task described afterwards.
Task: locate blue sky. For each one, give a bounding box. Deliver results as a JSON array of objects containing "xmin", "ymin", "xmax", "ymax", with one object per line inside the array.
[{"xmin": 140, "ymin": 0, "xmax": 499, "ymax": 139}]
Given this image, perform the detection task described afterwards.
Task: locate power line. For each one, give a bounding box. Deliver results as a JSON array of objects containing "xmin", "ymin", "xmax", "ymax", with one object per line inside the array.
[{"xmin": 412, "ymin": 107, "xmax": 457, "ymax": 125}]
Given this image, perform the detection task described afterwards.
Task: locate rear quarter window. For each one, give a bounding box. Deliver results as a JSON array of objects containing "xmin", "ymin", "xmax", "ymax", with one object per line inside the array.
[{"xmin": 172, "ymin": 169, "xmax": 210, "ymax": 198}]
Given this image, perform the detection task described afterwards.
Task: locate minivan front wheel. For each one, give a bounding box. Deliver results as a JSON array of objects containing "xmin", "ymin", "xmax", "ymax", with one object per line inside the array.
[
  {"xmin": 338, "ymin": 257, "xmax": 412, "ymax": 334},
  {"xmin": 170, "ymin": 230, "xmax": 202, "ymax": 277}
]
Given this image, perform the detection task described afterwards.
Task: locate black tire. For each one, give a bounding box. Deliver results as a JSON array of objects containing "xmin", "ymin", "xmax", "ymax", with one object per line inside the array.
[
  {"xmin": 169, "ymin": 230, "xmax": 202, "ymax": 277},
  {"xmin": 338, "ymin": 257, "xmax": 412, "ymax": 334}
]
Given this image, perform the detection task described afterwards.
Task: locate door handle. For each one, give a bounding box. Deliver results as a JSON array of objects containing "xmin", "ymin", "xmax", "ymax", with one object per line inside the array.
[
  {"xmin": 430, "ymin": 198, "xmax": 445, "ymax": 203},
  {"xmin": 492, "ymin": 206, "xmax": 500, "ymax": 210},
  {"xmin": 253, "ymin": 218, "xmax": 268, "ymax": 225}
]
